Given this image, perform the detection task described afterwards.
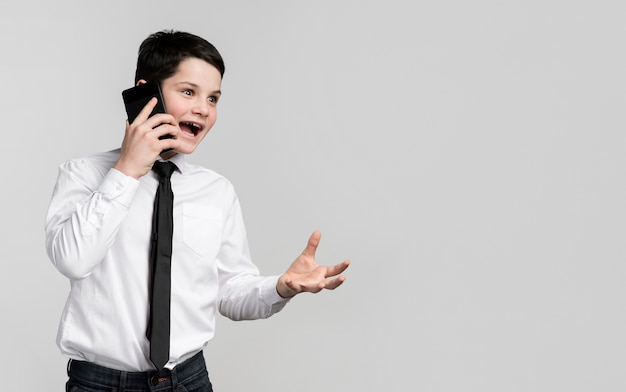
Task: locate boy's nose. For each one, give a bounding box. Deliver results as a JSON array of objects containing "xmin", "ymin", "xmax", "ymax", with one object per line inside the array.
[{"xmin": 192, "ymin": 100, "xmax": 210, "ymax": 116}]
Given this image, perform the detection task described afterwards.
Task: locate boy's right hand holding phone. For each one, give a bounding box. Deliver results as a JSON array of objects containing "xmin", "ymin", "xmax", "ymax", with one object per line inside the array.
[{"xmin": 114, "ymin": 98, "xmax": 180, "ymax": 179}]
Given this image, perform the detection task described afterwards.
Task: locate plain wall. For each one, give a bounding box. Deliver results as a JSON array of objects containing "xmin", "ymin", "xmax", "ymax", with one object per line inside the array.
[{"xmin": 2, "ymin": 0, "xmax": 626, "ymax": 390}]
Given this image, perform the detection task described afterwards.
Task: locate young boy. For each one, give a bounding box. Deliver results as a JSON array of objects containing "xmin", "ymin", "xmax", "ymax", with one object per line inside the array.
[{"xmin": 45, "ymin": 30, "xmax": 349, "ymax": 392}]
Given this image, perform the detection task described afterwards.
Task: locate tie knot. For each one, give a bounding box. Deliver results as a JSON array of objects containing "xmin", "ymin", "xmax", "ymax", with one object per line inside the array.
[{"xmin": 152, "ymin": 161, "xmax": 177, "ymax": 179}]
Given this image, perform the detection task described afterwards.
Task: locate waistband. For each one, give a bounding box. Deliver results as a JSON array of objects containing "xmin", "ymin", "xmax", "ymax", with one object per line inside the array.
[{"xmin": 67, "ymin": 351, "xmax": 206, "ymax": 391}]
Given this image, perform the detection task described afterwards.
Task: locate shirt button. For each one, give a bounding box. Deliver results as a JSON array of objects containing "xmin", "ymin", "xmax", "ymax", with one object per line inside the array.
[{"xmin": 150, "ymin": 376, "xmax": 159, "ymax": 386}]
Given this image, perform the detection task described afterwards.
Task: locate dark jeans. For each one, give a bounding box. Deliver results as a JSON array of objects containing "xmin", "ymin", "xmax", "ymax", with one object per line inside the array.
[{"xmin": 66, "ymin": 351, "xmax": 213, "ymax": 392}]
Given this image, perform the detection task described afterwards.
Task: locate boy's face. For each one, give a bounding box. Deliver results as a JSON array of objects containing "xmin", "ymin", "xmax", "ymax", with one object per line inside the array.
[{"xmin": 158, "ymin": 57, "xmax": 222, "ymax": 156}]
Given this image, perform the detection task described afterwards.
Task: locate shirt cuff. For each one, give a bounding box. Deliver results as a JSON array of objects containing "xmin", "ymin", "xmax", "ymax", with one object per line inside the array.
[
  {"xmin": 97, "ymin": 168, "xmax": 140, "ymax": 207},
  {"xmin": 261, "ymin": 276, "xmax": 291, "ymax": 305}
]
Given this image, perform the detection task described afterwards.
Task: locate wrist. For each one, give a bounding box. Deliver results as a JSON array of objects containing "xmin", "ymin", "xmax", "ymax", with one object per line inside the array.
[
  {"xmin": 276, "ymin": 276, "xmax": 296, "ymax": 299},
  {"xmin": 114, "ymin": 159, "xmax": 145, "ymax": 179}
]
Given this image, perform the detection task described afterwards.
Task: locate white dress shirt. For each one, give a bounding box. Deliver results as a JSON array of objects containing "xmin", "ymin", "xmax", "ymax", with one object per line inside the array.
[{"xmin": 45, "ymin": 149, "xmax": 289, "ymax": 371}]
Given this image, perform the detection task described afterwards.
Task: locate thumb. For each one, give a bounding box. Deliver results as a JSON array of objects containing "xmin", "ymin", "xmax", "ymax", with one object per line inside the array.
[{"xmin": 301, "ymin": 230, "xmax": 321, "ymax": 258}]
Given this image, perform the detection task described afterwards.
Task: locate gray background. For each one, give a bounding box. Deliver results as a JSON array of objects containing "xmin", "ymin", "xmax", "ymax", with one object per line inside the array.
[{"xmin": 1, "ymin": 0, "xmax": 625, "ymax": 390}]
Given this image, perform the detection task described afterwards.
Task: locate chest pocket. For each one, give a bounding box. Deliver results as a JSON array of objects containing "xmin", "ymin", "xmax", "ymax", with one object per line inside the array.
[{"xmin": 182, "ymin": 203, "xmax": 223, "ymax": 256}]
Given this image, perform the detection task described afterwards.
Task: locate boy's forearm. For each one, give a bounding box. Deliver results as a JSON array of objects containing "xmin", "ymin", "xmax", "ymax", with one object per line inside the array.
[{"xmin": 218, "ymin": 275, "xmax": 290, "ymax": 320}]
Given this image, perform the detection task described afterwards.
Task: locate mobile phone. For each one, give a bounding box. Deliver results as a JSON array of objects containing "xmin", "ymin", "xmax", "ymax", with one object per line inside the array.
[
  {"xmin": 122, "ymin": 81, "xmax": 173, "ymax": 152},
  {"xmin": 122, "ymin": 80, "xmax": 167, "ymax": 123}
]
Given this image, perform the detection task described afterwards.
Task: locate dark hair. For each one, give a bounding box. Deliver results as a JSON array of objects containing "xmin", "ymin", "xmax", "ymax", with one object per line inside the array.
[{"xmin": 134, "ymin": 30, "xmax": 225, "ymax": 84}]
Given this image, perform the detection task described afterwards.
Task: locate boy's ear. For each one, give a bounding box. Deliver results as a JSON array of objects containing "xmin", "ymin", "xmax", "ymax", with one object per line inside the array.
[{"xmin": 136, "ymin": 79, "xmax": 147, "ymax": 87}]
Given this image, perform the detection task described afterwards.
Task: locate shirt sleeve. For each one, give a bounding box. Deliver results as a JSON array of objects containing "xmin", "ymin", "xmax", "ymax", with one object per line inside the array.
[
  {"xmin": 45, "ymin": 160, "xmax": 139, "ymax": 279},
  {"xmin": 216, "ymin": 192, "xmax": 290, "ymax": 320}
]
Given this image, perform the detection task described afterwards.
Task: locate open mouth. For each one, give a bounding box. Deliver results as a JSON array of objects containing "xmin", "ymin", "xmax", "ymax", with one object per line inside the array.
[{"xmin": 180, "ymin": 121, "xmax": 203, "ymax": 137}]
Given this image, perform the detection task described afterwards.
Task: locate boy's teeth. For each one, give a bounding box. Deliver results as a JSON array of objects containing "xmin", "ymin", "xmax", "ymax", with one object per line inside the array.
[{"xmin": 183, "ymin": 122, "xmax": 200, "ymax": 131}]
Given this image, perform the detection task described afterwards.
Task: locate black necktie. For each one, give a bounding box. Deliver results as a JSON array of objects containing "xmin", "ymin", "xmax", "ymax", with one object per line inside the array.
[{"xmin": 147, "ymin": 160, "xmax": 177, "ymax": 369}]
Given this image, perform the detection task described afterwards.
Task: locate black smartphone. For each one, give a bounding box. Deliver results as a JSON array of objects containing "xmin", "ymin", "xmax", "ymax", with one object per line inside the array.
[
  {"xmin": 122, "ymin": 80, "xmax": 167, "ymax": 124},
  {"xmin": 122, "ymin": 81, "xmax": 173, "ymax": 150}
]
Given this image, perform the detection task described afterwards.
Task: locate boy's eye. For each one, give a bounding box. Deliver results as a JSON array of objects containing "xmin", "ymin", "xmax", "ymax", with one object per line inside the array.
[
  {"xmin": 183, "ymin": 89, "xmax": 192, "ymax": 96},
  {"xmin": 208, "ymin": 96, "xmax": 218, "ymax": 103}
]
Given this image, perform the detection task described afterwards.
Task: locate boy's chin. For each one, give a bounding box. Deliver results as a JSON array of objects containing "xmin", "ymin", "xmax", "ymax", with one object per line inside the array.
[{"xmin": 173, "ymin": 143, "xmax": 199, "ymax": 156}]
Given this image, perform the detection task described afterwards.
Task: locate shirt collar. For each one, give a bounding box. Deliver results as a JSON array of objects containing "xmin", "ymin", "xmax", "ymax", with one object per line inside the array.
[{"xmin": 159, "ymin": 153, "xmax": 186, "ymax": 175}]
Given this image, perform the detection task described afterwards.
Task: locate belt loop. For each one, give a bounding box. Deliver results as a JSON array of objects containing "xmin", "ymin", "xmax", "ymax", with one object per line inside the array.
[
  {"xmin": 119, "ymin": 370, "xmax": 127, "ymax": 392},
  {"xmin": 67, "ymin": 359, "xmax": 73, "ymax": 377},
  {"xmin": 170, "ymin": 365, "xmax": 180, "ymax": 390}
]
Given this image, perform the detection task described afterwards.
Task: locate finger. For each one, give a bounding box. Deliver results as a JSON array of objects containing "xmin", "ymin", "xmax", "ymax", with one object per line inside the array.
[
  {"xmin": 301, "ymin": 230, "xmax": 321, "ymax": 258},
  {"xmin": 152, "ymin": 121, "xmax": 180, "ymax": 141},
  {"xmin": 323, "ymin": 275, "xmax": 346, "ymax": 290},
  {"xmin": 145, "ymin": 113, "xmax": 177, "ymax": 130},
  {"xmin": 131, "ymin": 97, "xmax": 159, "ymax": 125},
  {"xmin": 158, "ymin": 137, "xmax": 181, "ymax": 156},
  {"xmin": 325, "ymin": 259, "xmax": 350, "ymax": 278}
]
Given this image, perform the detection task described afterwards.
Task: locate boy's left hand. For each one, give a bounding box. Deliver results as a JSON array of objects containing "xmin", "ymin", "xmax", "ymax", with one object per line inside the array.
[{"xmin": 276, "ymin": 231, "xmax": 350, "ymax": 298}]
